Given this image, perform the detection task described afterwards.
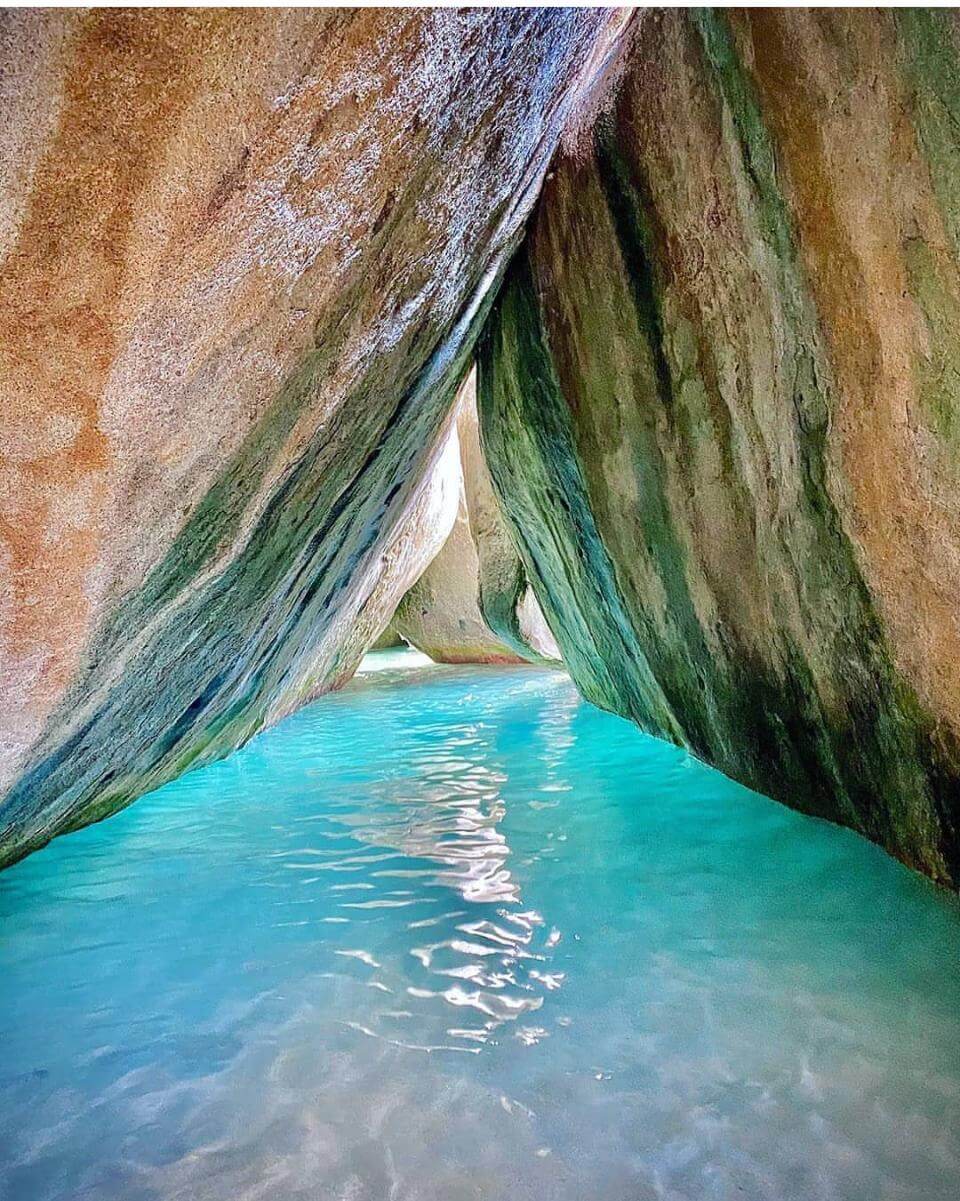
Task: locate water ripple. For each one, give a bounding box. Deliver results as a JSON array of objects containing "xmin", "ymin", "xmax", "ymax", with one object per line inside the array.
[{"xmin": 1, "ymin": 651, "xmax": 959, "ymax": 1201}]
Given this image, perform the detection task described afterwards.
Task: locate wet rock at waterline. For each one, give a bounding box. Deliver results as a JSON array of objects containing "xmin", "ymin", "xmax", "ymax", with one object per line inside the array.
[
  {"xmin": 0, "ymin": 7, "xmax": 620, "ymax": 866},
  {"xmin": 391, "ymin": 374, "xmax": 561, "ymax": 665},
  {"xmin": 479, "ymin": 8, "xmax": 960, "ymax": 887}
]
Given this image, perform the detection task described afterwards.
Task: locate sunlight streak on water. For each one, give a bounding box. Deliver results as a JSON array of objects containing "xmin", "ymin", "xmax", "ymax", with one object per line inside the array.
[{"xmin": 1, "ymin": 650, "xmax": 959, "ymax": 1200}]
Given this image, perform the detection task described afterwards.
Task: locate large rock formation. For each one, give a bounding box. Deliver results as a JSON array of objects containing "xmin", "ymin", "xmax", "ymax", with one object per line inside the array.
[
  {"xmin": 0, "ymin": 7, "xmax": 623, "ymax": 865},
  {"xmin": 479, "ymin": 9, "xmax": 960, "ymax": 886},
  {"xmin": 7, "ymin": 7, "xmax": 960, "ymax": 890},
  {"xmin": 391, "ymin": 372, "xmax": 560, "ymax": 664},
  {"xmin": 459, "ymin": 378, "xmax": 561, "ymax": 664}
]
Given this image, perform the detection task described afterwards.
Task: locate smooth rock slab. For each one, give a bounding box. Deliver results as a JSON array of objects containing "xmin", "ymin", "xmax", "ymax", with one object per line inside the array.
[{"xmin": 0, "ymin": 7, "xmax": 621, "ymax": 865}]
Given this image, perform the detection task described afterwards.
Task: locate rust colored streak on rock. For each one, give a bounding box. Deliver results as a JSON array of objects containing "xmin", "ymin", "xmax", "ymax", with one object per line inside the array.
[{"xmin": 0, "ymin": 11, "xmax": 230, "ymax": 701}]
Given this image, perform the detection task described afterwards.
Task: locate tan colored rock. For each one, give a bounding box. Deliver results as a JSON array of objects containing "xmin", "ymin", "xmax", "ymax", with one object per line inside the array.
[
  {"xmin": 0, "ymin": 7, "xmax": 620, "ymax": 865},
  {"xmin": 370, "ymin": 628, "xmax": 404, "ymax": 651},
  {"xmin": 480, "ymin": 9, "xmax": 960, "ymax": 886},
  {"xmin": 391, "ymin": 372, "xmax": 560, "ymax": 665},
  {"xmin": 459, "ymin": 375, "xmax": 561, "ymax": 663},
  {"xmin": 392, "ymin": 429, "xmax": 521, "ymax": 666}
]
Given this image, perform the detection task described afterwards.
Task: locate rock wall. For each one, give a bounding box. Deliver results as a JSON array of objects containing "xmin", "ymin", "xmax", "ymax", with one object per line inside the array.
[
  {"xmin": 392, "ymin": 372, "xmax": 561, "ymax": 664},
  {"xmin": 8, "ymin": 7, "xmax": 960, "ymax": 887},
  {"xmin": 479, "ymin": 9, "xmax": 960, "ymax": 886},
  {"xmin": 392, "ymin": 468, "xmax": 522, "ymax": 666},
  {"xmin": 0, "ymin": 8, "xmax": 621, "ymax": 865},
  {"xmin": 272, "ymin": 415, "xmax": 461, "ymax": 707},
  {"xmin": 460, "ymin": 379, "xmax": 562, "ymax": 664}
]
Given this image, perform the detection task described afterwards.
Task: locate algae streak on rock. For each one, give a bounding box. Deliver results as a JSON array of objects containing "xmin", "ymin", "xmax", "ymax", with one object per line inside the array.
[
  {"xmin": 479, "ymin": 9, "xmax": 960, "ymax": 886},
  {"xmin": 0, "ymin": 7, "xmax": 621, "ymax": 866}
]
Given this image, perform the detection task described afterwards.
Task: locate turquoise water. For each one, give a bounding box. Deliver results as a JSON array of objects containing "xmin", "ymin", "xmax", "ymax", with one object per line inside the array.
[{"xmin": 2, "ymin": 651, "xmax": 959, "ymax": 1201}]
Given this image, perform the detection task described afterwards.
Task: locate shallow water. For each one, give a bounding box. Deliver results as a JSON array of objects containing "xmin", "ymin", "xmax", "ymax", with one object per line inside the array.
[{"xmin": 2, "ymin": 651, "xmax": 959, "ymax": 1201}]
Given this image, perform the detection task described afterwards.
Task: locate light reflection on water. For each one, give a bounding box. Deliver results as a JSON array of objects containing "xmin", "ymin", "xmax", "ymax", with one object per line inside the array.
[{"xmin": 1, "ymin": 651, "xmax": 959, "ymax": 1201}]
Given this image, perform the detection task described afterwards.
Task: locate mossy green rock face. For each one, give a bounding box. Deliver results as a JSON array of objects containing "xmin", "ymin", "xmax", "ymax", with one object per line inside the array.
[
  {"xmin": 479, "ymin": 9, "xmax": 960, "ymax": 886},
  {"xmin": 0, "ymin": 8, "xmax": 616, "ymax": 866}
]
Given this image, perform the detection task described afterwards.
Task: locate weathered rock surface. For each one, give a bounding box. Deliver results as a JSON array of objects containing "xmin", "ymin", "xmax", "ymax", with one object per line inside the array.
[
  {"xmin": 460, "ymin": 378, "xmax": 561, "ymax": 664},
  {"xmin": 273, "ymin": 416, "xmax": 461, "ymax": 708},
  {"xmin": 391, "ymin": 373, "xmax": 560, "ymax": 664},
  {"xmin": 0, "ymin": 7, "xmax": 620, "ymax": 865},
  {"xmin": 392, "ymin": 450, "xmax": 520, "ymax": 665},
  {"xmin": 479, "ymin": 9, "xmax": 960, "ymax": 886}
]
